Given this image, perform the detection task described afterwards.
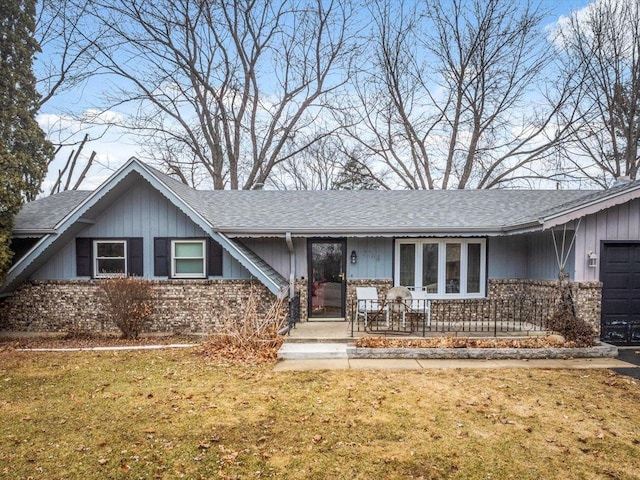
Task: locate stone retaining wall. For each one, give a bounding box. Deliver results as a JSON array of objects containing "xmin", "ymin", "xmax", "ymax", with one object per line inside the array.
[{"xmin": 0, "ymin": 279, "xmax": 275, "ymax": 334}]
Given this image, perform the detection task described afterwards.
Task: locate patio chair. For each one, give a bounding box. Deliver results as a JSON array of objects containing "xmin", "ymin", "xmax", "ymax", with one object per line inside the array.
[
  {"xmin": 355, "ymin": 287, "xmax": 383, "ymax": 327},
  {"xmin": 409, "ymin": 290, "xmax": 431, "ymax": 327}
]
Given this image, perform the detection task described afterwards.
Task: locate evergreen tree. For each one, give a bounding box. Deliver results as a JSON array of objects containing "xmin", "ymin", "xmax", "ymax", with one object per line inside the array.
[
  {"xmin": 333, "ymin": 154, "xmax": 380, "ymax": 190},
  {"xmin": 0, "ymin": 0, "xmax": 53, "ymax": 282}
]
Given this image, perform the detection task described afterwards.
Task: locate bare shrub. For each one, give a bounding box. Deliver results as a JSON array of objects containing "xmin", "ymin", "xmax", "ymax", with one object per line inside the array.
[
  {"xmin": 547, "ymin": 276, "xmax": 595, "ymax": 347},
  {"xmin": 202, "ymin": 285, "xmax": 288, "ymax": 363},
  {"xmin": 99, "ymin": 277, "xmax": 153, "ymax": 339}
]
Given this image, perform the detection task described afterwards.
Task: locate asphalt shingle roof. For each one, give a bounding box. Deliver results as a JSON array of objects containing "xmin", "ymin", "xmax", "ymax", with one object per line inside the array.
[
  {"xmin": 18, "ymin": 163, "xmax": 638, "ymax": 235},
  {"xmin": 13, "ymin": 190, "xmax": 91, "ymax": 232}
]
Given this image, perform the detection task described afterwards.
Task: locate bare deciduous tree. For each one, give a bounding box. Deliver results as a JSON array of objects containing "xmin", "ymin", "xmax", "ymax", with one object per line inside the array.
[
  {"xmin": 344, "ymin": 0, "xmax": 576, "ymax": 190},
  {"xmin": 34, "ymin": 0, "xmax": 106, "ymax": 194},
  {"xmin": 87, "ymin": 0, "xmax": 356, "ymax": 190},
  {"xmin": 269, "ymin": 136, "xmax": 385, "ymax": 190},
  {"xmin": 34, "ymin": 0, "xmax": 104, "ymax": 108},
  {"xmin": 555, "ymin": 0, "xmax": 640, "ymax": 188}
]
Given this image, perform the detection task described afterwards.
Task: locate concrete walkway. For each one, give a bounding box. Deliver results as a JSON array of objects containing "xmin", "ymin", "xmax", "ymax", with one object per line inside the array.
[{"xmin": 273, "ymin": 357, "xmax": 638, "ymax": 372}]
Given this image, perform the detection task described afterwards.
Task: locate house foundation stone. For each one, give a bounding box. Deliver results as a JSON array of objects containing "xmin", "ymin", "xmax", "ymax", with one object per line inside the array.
[{"xmin": 0, "ymin": 279, "xmax": 276, "ymax": 334}]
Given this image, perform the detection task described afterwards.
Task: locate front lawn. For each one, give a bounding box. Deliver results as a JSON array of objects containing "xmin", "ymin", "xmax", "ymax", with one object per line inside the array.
[{"xmin": 1, "ymin": 349, "xmax": 638, "ymax": 479}]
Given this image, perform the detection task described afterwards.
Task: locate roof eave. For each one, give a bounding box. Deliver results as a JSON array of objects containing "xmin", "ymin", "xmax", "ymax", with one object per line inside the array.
[
  {"xmin": 12, "ymin": 229, "xmax": 56, "ymax": 236},
  {"xmin": 221, "ymin": 226, "xmax": 508, "ymax": 237},
  {"xmin": 542, "ymin": 185, "xmax": 640, "ymax": 229}
]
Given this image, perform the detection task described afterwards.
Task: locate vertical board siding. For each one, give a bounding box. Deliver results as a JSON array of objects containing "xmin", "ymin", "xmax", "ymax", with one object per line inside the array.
[
  {"xmin": 346, "ymin": 237, "xmax": 393, "ymax": 279},
  {"xmin": 240, "ymin": 237, "xmax": 308, "ymax": 279},
  {"xmin": 574, "ymin": 198, "xmax": 640, "ymax": 282},
  {"xmin": 526, "ymin": 231, "xmax": 574, "ymax": 280},
  {"xmin": 32, "ymin": 181, "xmax": 250, "ymax": 280},
  {"xmin": 488, "ymin": 236, "xmax": 527, "ymax": 278},
  {"xmin": 489, "ymin": 232, "xmax": 570, "ymax": 281},
  {"xmin": 241, "ymin": 238, "xmax": 290, "ymax": 278}
]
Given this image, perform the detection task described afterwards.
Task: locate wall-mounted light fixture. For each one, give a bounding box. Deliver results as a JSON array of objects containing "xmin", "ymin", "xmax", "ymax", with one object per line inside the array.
[
  {"xmin": 350, "ymin": 250, "xmax": 357, "ymax": 264},
  {"xmin": 587, "ymin": 251, "xmax": 597, "ymax": 268}
]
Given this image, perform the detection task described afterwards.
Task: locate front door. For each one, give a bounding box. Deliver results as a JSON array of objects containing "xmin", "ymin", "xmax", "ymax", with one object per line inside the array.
[{"xmin": 308, "ymin": 239, "xmax": 346, "ymax": 319}]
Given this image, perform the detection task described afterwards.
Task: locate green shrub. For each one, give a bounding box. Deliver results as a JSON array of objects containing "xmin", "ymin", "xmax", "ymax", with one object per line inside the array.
[{"xmin": 99, "ymin": 277, "xmax": 153, "ymax": 339}]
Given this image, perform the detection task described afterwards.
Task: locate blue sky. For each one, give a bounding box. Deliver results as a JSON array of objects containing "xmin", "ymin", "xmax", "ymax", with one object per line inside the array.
[{"xmin": 35, "ymin": 0, "xmax": 593, "ymax": 193}]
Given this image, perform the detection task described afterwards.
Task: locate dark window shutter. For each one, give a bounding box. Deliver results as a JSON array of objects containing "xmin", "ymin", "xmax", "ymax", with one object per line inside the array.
[
  {"xmin": 154, "ymin": 237, "xmax": 169, "ymax": 277},
  {"xmin": 76, "ymin": 238, "xmax": 92, "ymax": 277},
  {"xmin": 128, "ymin": 238, "xmax": 144, "ymax": 276},
  {"xmin": 208, "ymin": 238, "xmax": 223, "ymax": 276}
]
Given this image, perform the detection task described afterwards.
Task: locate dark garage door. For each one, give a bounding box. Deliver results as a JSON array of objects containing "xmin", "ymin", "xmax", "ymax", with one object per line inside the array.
[{"xmin": 601, "ymin": 243, "xmax": 640, "ymax": 345}]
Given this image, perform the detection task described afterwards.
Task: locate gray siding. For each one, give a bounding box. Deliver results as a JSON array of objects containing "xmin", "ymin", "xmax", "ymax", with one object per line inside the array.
[
  {"xmin": 240, "ymin": 237, "xmax": 392, "ymax": 281},
  {"xmin": 32, "ymin": 181, "xmax": 251, "ymax": 280},
  {"xmin": 347, "ymin": 237, "xmax": 393, "ymax": 279},
  {"xmin": 574, "ymin": 197, "xmax": 640, "ymax": 281},
  {"xmin": 488, "ymin": 236, "xmax": 527, "ymax": 278},
  {"xmin": 527, "ymin": 231, "xmax": 574, "ymax": 280},
  {"xmin": 240, "ymin": 238, "xmax": 307, "ymax": 279},
  {"xmin": 488, "ymin": 232, "xmax": 569, "ymax": 281}
]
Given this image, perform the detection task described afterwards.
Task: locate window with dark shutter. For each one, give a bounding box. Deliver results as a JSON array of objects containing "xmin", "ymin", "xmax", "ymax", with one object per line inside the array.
[
  {"xmin": 154, "ymin": 237, "xmax": 169, "ymax": 277},
  {"xmin": 208, "ymin": 238, "xmax": 223, "ymax": 276},
  {"xmin": 76, "ymin": 238, "xmax": 92, "ymax": 277},
  {"xmin": 128, "ymin": 238, "xmax": 144, "ymax": 276}
]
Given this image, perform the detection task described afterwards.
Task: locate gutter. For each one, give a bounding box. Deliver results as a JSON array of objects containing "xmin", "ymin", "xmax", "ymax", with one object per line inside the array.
[
  {"xmin": 12, "ymin": 229, "xmax": 57, "ymax": 236},
  {"xmin": 222, "ymin": 227, "xmax": 509, "ymax": 237}
]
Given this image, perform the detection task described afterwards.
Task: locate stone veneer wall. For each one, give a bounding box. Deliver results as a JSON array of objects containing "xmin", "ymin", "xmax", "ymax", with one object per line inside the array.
[
  {"xmin": 343, "ymin": 278, "xmax": 602, "ymax": 333},
  {"xmin": 0, "ymin": 280, "xmax": 275, "ymax": 334},
  {"xmin": 293, "ymin": 279, "xmax": 308, "ymax": 323},
  {"xmin": 0, "ymin": 277, "xmax": 602, "ymax": 334},
  {"xmin": 488, "ymin": 279, "xmax": 602, "ymax": 332}
]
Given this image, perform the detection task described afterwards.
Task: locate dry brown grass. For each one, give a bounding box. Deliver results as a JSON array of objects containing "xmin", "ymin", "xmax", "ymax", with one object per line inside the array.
[{"xmin": 1, "ymin": 348, "xmax": 639, "ymax": 479}]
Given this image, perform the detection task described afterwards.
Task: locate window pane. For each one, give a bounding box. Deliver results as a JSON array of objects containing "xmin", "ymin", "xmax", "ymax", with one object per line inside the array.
[
  {"xmin": 445, "ymin": 243, "xmax": 460, "ymax": 293},
  {"xmin": 175, "ymin": 242, "xmax": 203, "ymax": 258},
  {"xmin": 467, "ymin": 243, "xmax": 481, "ymax": 293},
  {"xmin": 422, "ymin": 243, "xmax": 439, "ymax": 293},
  {"xmin": 97, "ymin": 242, "xmax": 124, "ymax": 257},
  {"xmin": 175, "ymin": 258, "xmax": 204, "ymax": 274},
  {"xmin": 399, "ymin": 244, "xmax": 415, "ymax": 287},
  {"xmin": 97, "ymin": 258, "xmax": 125, "ymax": 274}
]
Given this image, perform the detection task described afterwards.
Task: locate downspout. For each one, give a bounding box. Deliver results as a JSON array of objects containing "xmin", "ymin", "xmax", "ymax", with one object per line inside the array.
[
  {"xmin": 286, "ymin": 232, "xmax": 295, "ymax": 298},
  {"xmin": 278, "ymin": 232, "xmax": 297, "ymax": 336}
]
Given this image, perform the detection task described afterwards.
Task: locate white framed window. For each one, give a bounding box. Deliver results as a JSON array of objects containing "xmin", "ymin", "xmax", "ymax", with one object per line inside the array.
[
  {"xmin": 394, "ymin": 239, "xmax": 486, "ymax": 298},
  {"xmin": 94, "ymin": 240, "xmax": 127, "ymax": 277},
  {"xmin": 171, "ymin": 240, "xmax": 206, "ymax": 278}
]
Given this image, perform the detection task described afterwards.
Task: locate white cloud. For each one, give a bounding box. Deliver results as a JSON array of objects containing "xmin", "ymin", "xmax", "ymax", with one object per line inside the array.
[{"xmin": 37, "ymin": 109, "xmax": 140, "ymax": 197}]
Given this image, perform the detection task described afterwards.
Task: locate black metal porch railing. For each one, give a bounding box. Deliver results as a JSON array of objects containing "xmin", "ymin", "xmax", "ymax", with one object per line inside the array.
[
  {"xmin": 350, "ymin": 297, "xmax": 557, "ymax": 337},
  {"xmin": 287, "ymin": 293, "xmax": 301, "ymax": 334}
]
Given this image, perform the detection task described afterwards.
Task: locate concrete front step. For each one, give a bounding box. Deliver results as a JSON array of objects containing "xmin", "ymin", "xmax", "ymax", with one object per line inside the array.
[
  {"xmin": 277, "ymin": 343, "xmax": 349, "ymax": 360},
  {"xmin": 284, "ymin": 337, "xmax": 355, "ymax": 344}
]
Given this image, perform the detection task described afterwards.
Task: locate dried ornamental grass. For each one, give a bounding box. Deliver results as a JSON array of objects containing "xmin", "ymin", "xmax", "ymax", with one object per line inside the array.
[{"xmin": 201, "ymin": 285, "xmax": 288, "ymax": 363}]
